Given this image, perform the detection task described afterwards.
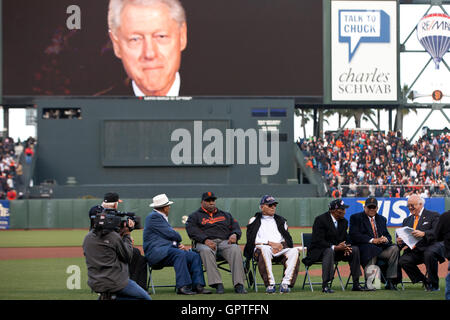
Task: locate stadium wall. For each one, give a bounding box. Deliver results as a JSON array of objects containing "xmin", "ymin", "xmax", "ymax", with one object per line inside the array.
[
  {"xmin": 9, "ymin": 197, "xmax": 450, "ymax": 229},
  {"xmin": 8, "ymin": 198, "xmax": 331, "ymax": 229}
]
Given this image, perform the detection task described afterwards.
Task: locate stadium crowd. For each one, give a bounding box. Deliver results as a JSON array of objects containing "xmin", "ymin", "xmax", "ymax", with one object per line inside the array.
[
  {"xmin": 298, "ymin": 129, "xmax": 450, "ymax": 198},
  {"xmin": 0, "ymin": 136, "xmax": 35, "ymax": 200}
]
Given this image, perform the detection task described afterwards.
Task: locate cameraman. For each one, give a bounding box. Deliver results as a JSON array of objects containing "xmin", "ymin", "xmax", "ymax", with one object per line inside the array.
[
  {"xmin": 88, "ymin": 193, "xmax": 148, "ymax": 291},
  {"xmin": 83, "ymin": 193, "xmax": 151, "ymax": 300}
]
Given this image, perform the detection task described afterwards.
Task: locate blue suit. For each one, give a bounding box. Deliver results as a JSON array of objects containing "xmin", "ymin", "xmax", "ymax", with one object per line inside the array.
[{"xmin": 143, "ymin": 210, "xmax": 205, "ymax": 289}]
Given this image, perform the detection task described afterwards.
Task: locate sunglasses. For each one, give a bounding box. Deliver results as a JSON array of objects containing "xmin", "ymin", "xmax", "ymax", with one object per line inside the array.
[
  {"xmin": 367, "ymin": 205, "xmax": 377, "ymax": 210},
  {"xmin": 267, "ymin": 203, "xmax": 277, "ymax": 208}
]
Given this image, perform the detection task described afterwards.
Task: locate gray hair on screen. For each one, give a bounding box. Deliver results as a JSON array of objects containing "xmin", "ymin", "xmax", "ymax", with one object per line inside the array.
[{"xmin": 108, "ymin": 0, "xmax": 186, "ymax": 33}]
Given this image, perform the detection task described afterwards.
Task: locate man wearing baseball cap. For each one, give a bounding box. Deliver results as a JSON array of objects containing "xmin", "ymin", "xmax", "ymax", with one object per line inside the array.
[
  {"xmin": 302, "ymin": 199, "xmax": 368, "ymax": 293},
  {"xmin": 186, "ymin": 192, "xmax": 247, "ymax": 294},
  {"xmin": 88, "ymin": 192, "xmax": 123, "ymax": 229},
  {"xmin": 349, "ymin": 196, "xmax": 400, "ymax": 290},
  {"xmin": 87, "ymin": 192, "xmax": 148, "ymax": 292},
  {"xmin": 244, "ymin": 195, "xmax": 300, "ymax": 293}
]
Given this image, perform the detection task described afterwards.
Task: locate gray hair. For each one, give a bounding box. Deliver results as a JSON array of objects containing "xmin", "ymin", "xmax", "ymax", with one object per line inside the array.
[{"xmin": 108, "ymin": 0, "xmax": 186, "ymax": 33}]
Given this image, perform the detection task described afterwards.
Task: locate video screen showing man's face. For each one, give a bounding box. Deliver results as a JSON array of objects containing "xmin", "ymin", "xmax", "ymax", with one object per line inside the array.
[
  {"xmin": 109, "ymin": 0, "xmax": 187, "ymax": 96},
  {"xmin": 2, "ymin": 0, "xmax": 323, "ymax": 97}
]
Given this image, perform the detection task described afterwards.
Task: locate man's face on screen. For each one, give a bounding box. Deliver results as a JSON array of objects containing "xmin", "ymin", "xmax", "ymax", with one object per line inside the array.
[{"xmin": 110, "ymin": 3, "xmax": 187, "ymax": 96}]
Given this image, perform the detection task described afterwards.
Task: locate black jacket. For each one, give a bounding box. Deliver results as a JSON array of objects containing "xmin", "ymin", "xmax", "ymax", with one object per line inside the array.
[
  {"xmin": 243, "ymin": 212, "xmax": 294, "ymax": 260},
  {"xmin": 435, "ymin": 210, "xmax": 450, "ymax": 260},
  {"xmin": 302, "ymin": 211, "xmax": 349, "ymax": 266},
  {"xmin": 186, "ymin": 207, "xmax": 242, "ymax": 244}
]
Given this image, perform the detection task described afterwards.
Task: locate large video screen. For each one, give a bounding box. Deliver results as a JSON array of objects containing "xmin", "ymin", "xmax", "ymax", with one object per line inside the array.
[{"xmin": 3, "ymin": 0, "xmax": 323, "ymax": 97}]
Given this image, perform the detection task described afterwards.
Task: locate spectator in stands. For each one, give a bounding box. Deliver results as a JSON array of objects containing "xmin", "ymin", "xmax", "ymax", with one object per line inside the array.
[
  {"xmin": 24, "ymin": 145, "xmax": 34, "ymax": 164},
  {"xmin": 244, "ymin": 195, "xmax": 300, "ymax": 294},
  {"xmin": 297, "ymin": 130, "xmax": 450, "ymax": 198}
]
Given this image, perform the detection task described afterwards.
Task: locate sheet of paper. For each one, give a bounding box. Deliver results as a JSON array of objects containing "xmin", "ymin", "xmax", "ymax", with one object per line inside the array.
[{"xmin": 396, "ymin": 226, "xmax": 422, "ymax": 249}]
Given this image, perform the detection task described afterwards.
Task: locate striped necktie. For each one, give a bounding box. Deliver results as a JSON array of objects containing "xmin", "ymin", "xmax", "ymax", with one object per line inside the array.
[{"xmin": 370, "ymin": 217, "xmax": 378, "ymax": 238}]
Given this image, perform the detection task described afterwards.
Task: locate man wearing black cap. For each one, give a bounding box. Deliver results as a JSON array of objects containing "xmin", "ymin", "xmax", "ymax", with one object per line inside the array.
[
  {"xmin": 186, "ymin": 192, "xmax": 247, "ymax": 294},
  {"xmin": 83, "ymin": 192, "xmax": 150, "ymax": 300},
  {"xmin": 302, "ymin": 199, "xmax": 367, "ymax": 293},
  {"xmin": 349, "ymin": 196, "xmax": 400, "ymax": 290},
  {"xmin": 244, "ymin": 195, "xmax": 300, "ymax": 293},
  {"xmin": 88, "ymin": 192, "xmax": 123, "ymax": 229},
  {"xmin": 88, "ymin": 192, "xmax": 148, "ymax": 292}
]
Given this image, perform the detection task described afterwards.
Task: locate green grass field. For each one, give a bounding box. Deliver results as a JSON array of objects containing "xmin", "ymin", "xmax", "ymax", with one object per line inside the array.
[{"xmin": 0, "ymin": 228, "xmax": 447, "ymax": 300}]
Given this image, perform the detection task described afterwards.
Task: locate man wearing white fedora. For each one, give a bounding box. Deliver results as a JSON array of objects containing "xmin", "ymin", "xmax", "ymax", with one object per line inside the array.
[{"xmin": 143, "ymin": 194, "xmax": 210, "ymax": 295}]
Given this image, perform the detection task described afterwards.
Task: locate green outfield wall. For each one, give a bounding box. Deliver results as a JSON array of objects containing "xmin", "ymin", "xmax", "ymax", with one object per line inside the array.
[
  {"xmin": 9, "ymin": 197, "xmax": 450, "ymax": 230},
  {"xmin": 8, "ymin": 198, "xmax": 331, "ymax": 229}
]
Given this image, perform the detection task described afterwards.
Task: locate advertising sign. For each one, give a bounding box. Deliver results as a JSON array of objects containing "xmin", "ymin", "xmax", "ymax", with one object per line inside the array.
[
  {"xmin": 331, "ymin": 1, "xmax": 398, "ymax": 101},
  {"xmin": 0, "ymin": 200, "xmax": 10, "ymax": 230},
  {"xmin": 343, "ymin": 197, "xmax": 445, "ymax": 227}
]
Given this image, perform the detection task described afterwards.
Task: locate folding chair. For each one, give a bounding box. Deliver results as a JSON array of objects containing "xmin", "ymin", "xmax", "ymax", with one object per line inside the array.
[
  {"xmin": 249, "ymin": 248, "xmax": 285, "ymax": 292},
  {"xmin": 301, "ymin": 232, "xmax": 345, "ymax": 291},
  {"xmin": 191, "ymin": 241, "xmax": 250, "ymax": 288},
  {"xmin": 146, "ymin": 264, "xmax": 177, "ymax": 295}
]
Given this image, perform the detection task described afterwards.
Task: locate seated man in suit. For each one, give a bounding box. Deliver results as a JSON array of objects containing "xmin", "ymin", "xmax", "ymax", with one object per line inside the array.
[
  {"xmin": 244, "ymin": 195, "xmax": 300, "ymax": 293},
  {"xmin": 349, "ymin": 196, "xmax": 400, "ymax": 290},
  {"xmin": 435, "ymin": 209, "xmax": 450, "ymax": 300},
  {"xmin": 302, "ymin": 199, "xmax": 369, "ymax": 293},
  {"xmin": 143, "ymin": 193, "xmax": 211, "ymax": 295},
  {"xmin": 397, "ymin": 194, "xmax": 445, "ymax": 291}
]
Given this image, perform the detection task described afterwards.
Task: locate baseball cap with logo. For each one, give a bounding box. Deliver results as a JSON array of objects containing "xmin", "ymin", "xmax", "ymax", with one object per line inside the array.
[
  {"xmin": 103, "ymin": 192, "xmax": 122, "ymax": 203},
  {"xmin": 365, "ymin": 196, "xmax": 378, "ymax": 208},
  {"xmin": 202, "ymin": 192, "xmax": 217, "ymax": 201},
  {"xmin": 260, "ymin": 195, "xmax": 278, "ymax": 205},
  {"xmin": 328, "ymin": 199, "xmax": 349, "ymax": 210}
]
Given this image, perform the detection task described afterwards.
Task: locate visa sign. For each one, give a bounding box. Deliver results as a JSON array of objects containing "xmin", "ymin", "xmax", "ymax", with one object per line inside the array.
[{"xmin": 343, "ymin": 198, "xmax": 445, "ymax": 226}]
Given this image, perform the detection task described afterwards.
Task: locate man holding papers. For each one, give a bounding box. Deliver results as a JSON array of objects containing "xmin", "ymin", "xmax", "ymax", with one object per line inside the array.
[{"xmin": 396, "ymin": 195, "xmax": 445, "ymax": 291}]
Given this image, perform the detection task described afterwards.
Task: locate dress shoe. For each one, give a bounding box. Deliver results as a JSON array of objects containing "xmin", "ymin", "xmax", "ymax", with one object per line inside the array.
[
  {"xmin": 352, "ymin": 284, "xmax": 370, "ymax": 291},
  {"xmin": 234, "ymin": 284, "xmax": 248, "ymax": 294},
  {"xmin": 424, "ymin": 282, "xmax": 440, "ymax": 292},
  {"xmin": 214, "ymin": 283, "xmax": 225, "ymax": 294},
  {"xmin": 322, "ymin": 286, "xmax": 335, "ymax": 293},
  {"xmin": 385, "ymin": 280, "xmax": 398, "ymax": 291},
  {"xmin": 176, "ymin": 286, "xmax": 197, "ymax": 295},
  {"xmin": 193, "ymin": 284, "xmax": 212, "ymax": 294}
]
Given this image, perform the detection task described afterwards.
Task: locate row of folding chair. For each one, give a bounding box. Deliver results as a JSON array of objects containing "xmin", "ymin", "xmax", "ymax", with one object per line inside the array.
[{"xmin": 146, "ymin": 233, "xmax": 416, "ymax": 293}]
